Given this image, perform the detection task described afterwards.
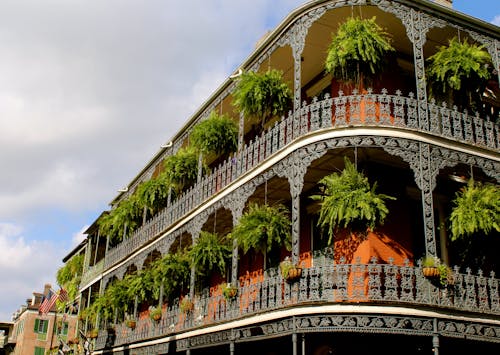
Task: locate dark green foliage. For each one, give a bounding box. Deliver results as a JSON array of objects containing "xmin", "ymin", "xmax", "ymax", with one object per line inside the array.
[
  {"xmin": 98, "ymin": 196, "xmax": 142, "ymax": 243},
  {"xmin": 151, "ymin": 252, "xmax": 191, "ymax": 301},
  {"xmin": 56, "ymin": 254, "xmax": 84, "ymax": 301},
  {"xmin": 188, "ymin": 231, "xmax": 232, "ymax": 276},
  {"xmin": 233, "ymin": 69, "xmax": 292, "ymax": 124},
  {"xmin": 136, "ymin": 173, "xmax": 171, "ymax": 216},
  {"xmin": 190, "ymin": 111, "xmax": 238, "ymax": 157},
  {"xmin": 233, "ymin": 203, "xmax": 291, "ymax": 255},
  {"xmin": 426, "ymin": 37, "xmax": 492, "ymax": 110},
  {"xmin": 163, "ymin": 147, "xmax": 201, "ymax": 194},
  {"xmin": 449, "ymin": 179, "xmax": 500, "ymax": 240},
  {"xmin": 325, "ymin": 17, "xmax": 394, "ymax": 85},
  {"xmin": 311, "ymin": 158, "xmax": 395, "ymax": 243},
  {"xmin": 125, "ymin": 269, "xmax": 155, "ymax": 304}
]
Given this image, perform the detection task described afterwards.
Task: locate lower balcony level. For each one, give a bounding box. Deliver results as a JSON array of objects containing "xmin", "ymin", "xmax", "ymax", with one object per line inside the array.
[{"xmin": 93, "ymin": 253, "xmax": 500, "ymax": 353}]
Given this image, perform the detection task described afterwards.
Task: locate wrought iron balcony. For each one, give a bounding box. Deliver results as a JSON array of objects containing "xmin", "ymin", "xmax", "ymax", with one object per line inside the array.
[
  {"xmin": 94, "ymin": 254, "xmax": 500, "ymax": 350},
  {"xmin": 87, "ymin": 90, "xmax": 499, "ymax": 282},
  {"xmin": 80, "ymin": 258, "xmax": 104, "ymax": 288}
]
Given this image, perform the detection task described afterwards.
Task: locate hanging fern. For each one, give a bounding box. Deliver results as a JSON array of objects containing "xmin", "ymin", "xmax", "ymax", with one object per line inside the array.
[
  {"xmin": 135, "ymin": 173, "xmax": 171, "ymax": 216},
  {"xmin": 325, "ymin": 17, "xmax": 394, "ymax": 85},
  {"xmin": 98, "ymin": 196, "xmax": 142, "ymax": 243},
  {"xmin": 449, "ymin": 179, "xmax": 500, "ymax": 240},
  {"xmin": 56, "ymin": 254, "xmax": 84, "ymax": 301},
  {"xmin": 163, "ymin": 147, "xmax": 201, "ymax": 194},
  {"xmin": 311, "ymin": 157, "xmax": 395, "ymax": 243},
  {"xmin": 190, "ymin": 111, "xmax": 238, "ymax": 157},
  {"xmin": 233, "ymin": 203, "xmax": 291, "ymax": 255},
  {"xmin": 233, "ymin": 69, "xmax": 292, "ymax": 124},
  {"xmin": 426, "ymin": 37, "xmax": 492, "ymax": 111},
  {"xmin": 151, "ymin": 252, "xmax": 191, "ymax": 301},
  {"xmin": 188, "ymin": 231, "xmax": 232, "ymax": 276}
]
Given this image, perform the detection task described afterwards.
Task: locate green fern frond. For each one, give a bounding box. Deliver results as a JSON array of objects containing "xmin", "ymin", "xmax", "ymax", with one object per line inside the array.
[{"xmin": 449, "ymin": 179, "xmax": 500, "ymax": 240}]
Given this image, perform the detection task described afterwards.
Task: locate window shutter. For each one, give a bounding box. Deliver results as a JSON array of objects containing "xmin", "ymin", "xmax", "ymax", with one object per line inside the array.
[
  {"xmin": 34, "ymin": 318, "xmax": 39, "ymax": 332},
  {"xmin": 42, "ymin": 319, "xmax": 48, "ymax": 334}
]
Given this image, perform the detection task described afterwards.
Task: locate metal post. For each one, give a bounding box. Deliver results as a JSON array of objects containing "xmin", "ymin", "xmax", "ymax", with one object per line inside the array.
[
  {"xmin": 292, "ymin": 332, "xmax": 298, "ymax": 355},
  {"xmin": 432, "ymin": 318, "xmax": 440, "ymax": 355},
  {"xmin": 230, "ymin": 340, "xmax": 235, "ymax": 355},
  {"xmin": 302, "ymin": 333, "xmax": 305, "ymax": 355}
]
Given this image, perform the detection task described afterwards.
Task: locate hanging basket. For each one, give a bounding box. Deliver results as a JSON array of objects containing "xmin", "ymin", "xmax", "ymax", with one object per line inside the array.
[
  {"xmin": 422, "ymin": 266, "xmax": 440, "ymax": 278},
  {"xmin": 125, "ymin": 319, "xmax": 136, "ymax": 330}
]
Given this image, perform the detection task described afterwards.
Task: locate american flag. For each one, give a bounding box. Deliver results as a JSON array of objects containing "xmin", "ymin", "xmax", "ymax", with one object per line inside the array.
[
  {"xmin": 39, "ymin": 289, "xmax": 58, "ymax": 314},
  {"xmin": 58, "ymin": 288, "xmax": 69, "ymax": 303}
]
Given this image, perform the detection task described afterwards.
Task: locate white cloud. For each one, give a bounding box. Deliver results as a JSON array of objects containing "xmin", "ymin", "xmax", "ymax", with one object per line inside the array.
[
  {"xmin": 0, "ymin": 223, "xmax": 63, "ymax": 321},
  {"xmin": 492, "ymin": 15, "xmax": 500, "ymax": 26},
  {"xmin": 0, "ymin": 0, "xmax": 309, "ymax": 321},
  {"xmin": 72, "ymin": 225, "xmax": 89, "ymax": 246}
]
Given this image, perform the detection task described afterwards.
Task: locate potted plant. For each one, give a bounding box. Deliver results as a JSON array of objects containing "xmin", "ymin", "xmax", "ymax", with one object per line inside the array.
[
  {"xmin": 87, "ymin": 329, "xmax": 98, "ymax": 339},
  {"xmin": 426, "ymin": 37, "xmax": 492, "ymax": 112},
  {"xmin": 279, "ymin": 257, "xmax": 302, "ymax": 283},
  {"xmin": 221, "ymin": 282, "xmax": 238, "ymax": 300},
  {"xmin": 232, "ymin": 69, "xmax": 292, "ymax": 134},
  {"xmin": 98, "ymin": 196, "xmax": 142, "ymax": 243},
  {"xmin": 135, "ymin": 173, "xmax": 171, "ymax": 218},
  {"xmin": 310, "ymin": 157, "xmax": 395, "ymax": 245},
  {"xmin": 190, "ymin": 111, "xmax": 238, "ymax": 160},
  {"xmin": 325, "ymin": 17, "xmax": 394, "ymax": 89},
  {"xmin": 163, "ymin": 147, "xmax": 202, "ymax": 195},
  {"xmin": 421, "ymin": 256, "xmax": 454, "ymax": 287},
  {"xmin": 125, "ymin": 317, "xmax": 136, "ymax": 330},
  {"xmin": 149, "ymin": 306, "xmax": 162, "ymax": 322},
  {"xmin": 188, "ymin": 231, "xmax": 232, "ymax": 277},
  {"xmin": 449, "ymin": 179, "xmax": 500, "ymax": 240},
  {"xmin": 421, "ymin": 256, "xmax": 440, "ymax": 278},
  {"xmin": 151, "ymin": 252, "xmax": 191, "ymax": 303},
  {"xmin": 232, "ymin": 203, "xmax": 291, "ymax": 267},
  {"xmin": 180, "ymin": 297, "xmax": 194, "ymax": 313}
]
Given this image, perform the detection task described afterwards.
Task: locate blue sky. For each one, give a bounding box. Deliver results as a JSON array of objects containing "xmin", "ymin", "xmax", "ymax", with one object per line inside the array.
[{"xmin": 0, "ymin": 0, "xmax": 498, "ymax": 322}]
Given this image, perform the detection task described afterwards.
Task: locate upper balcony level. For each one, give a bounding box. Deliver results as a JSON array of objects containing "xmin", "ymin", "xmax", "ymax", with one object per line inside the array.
[{"xmin": 82, "ymin": 87, "xmax": 499, "ymax": 289}]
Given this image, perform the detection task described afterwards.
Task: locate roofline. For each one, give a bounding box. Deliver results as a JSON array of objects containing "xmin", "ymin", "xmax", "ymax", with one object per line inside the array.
[{"xmin": 109, "ymin": 0, "xmax": 500, "ymax": 204}]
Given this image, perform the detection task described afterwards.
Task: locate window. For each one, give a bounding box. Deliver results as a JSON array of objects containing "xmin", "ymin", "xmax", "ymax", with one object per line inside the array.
[
  {"xmin": 56, "ymin": 321, "xmax": 69, "ymax": 336},
  {"xmin": 33, "ymin": 319, "xmax": 48, "ymax": 341},
  {"xmin": 34, "ymin": 319, "xmax": 48, "ymax": 334}
]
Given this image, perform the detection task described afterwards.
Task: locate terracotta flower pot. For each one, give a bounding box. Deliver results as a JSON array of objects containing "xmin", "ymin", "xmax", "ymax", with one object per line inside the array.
[{"xmin": 423, "ymin": 266, "xmax": 439, "ymax": 278}]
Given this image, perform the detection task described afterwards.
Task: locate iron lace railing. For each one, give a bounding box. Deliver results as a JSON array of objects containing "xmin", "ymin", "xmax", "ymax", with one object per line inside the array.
[
  {"xmin": 95, "ymin": 89, "xmax": 499, "ymax": 274},
  {"xmin": 94, "ymin": 255, "xmax": 500, "ymax": 350}
]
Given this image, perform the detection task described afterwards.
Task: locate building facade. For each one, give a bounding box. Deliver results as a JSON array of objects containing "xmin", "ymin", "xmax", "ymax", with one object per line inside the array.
[
  {"xmin": 8, "ymin": 285, "xmax": 78, "ymax": 355},
  {"xmin": 73, "ymin": 0, "xmax": 500, "ymax": 354}
]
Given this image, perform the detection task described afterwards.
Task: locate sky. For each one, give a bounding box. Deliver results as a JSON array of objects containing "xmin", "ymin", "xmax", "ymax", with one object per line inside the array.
[{"xmin": 0, "ymin": 0, "xmax": 498, "ymax": 322}]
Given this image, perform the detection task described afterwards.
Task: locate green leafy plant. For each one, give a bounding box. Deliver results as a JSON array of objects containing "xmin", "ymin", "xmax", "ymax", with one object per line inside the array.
[
  {"xmin": 149, "ymin": 306, "xmax": 162, "ymax": 321},
  {"xmin": 449, "ymin": 179, "xmax": 500, "ymax": 240},
  {"xmin": 151, "ymin": 252, "xmax": 191, "ymax": 302},
  {"xmin": 125, "ymin": 317, "xmax": 136, "ymax": 329},
  {"xmin": 311, "ymin": 157, "xmax": 395, "ymax": 243},
  {"xmin": 279, "ymin": 257, "xmax": 302, "ymax": 281},
  {"xmin": 135, "ymin": 173, "xmax": 171, "ymax": 217},
  {"xmin": 233, "ymin": 69, "xmax": 292, "ymax": 128},
  {"xmin": 56, "ymin": 253, "xmax": 84, "ymax": 301},
  {"xmin": 420, "ymin": 256, "xmax": 454, "ymax": 287},
  {"xmin": 426, "ymin": 37, "xmax": 492, "ymax": 111},
  {"xmin": 98, "ymin": 196, "xmax": 142, "ymax": 243},
  {"xmin": 125, "ymin": 268, "xmax": 155, "ymax": 305},
  {"xmin": 221, "ymin": 282, "xmax": 238, "ymax": 300},
  {"xmin": 188, "ymin": 231, "xmax": 232, "ymax": 276},
  {"xmin": 233, "ymin": 203, "xmax": 291, "ymax": 255},
  {"xmin": 179, "ymin": 297, "xmax": 194, "ymax": 313},
  {"xmin": 190, "ymin": 111, "xmax": 238, "ymax": 157},
  {"xmin": 325, "ymin": 17, "xmax": 394, "ymax": 86},
  {"xmin": 163, "ymin": 147, "xmax": 201, "ymax": 194}
]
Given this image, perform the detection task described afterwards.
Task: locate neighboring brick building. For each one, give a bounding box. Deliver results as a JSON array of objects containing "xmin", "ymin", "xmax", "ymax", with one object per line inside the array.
[{"xmin": 9, "ymin": 285, "xmax": 77, "ymax": 355}]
